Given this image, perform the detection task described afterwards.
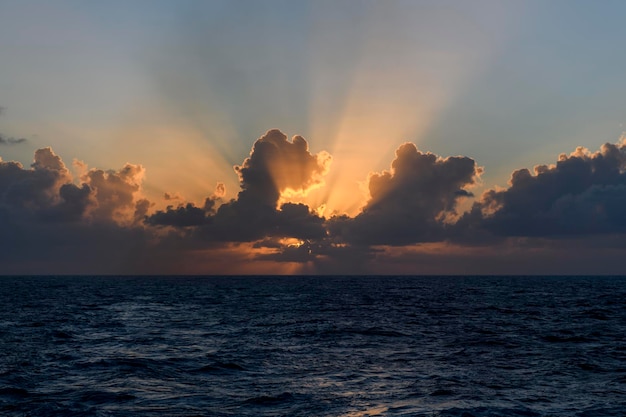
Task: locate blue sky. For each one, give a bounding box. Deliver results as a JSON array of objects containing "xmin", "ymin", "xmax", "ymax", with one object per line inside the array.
[
  {"xmin": 4, "ymin": 1, "xmax": 626, "ymax": 201},
  {"xmin": 2, "ymin": 1, "xmax": 626, "ymax": 274}
]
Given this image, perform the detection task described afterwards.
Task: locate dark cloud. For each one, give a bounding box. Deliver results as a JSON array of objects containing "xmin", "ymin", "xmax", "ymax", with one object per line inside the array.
[
  {"xmin": 362, "ymin": 237, "xmax": 626, "ymax": 275},
  {"xmin": 274, "ymin": 203, "xmax": 326, "ymax": 240},
  {"xmin": 199, "ymin": 200, "xmax": 326, "ymax": 243},
  {"xmin": 147, "ymin": 130, "xmax": 329, "ymax": 242},
  {"xmin": 0, "ymin": 149, "xmax": 158, "ymax": 273},
  {"xmin": 233, "ymin": 129, "xmax": 331, "ymax": 207},
  {"xmin": 0, "ymin": 215, "xmax": 159, "ymax": 274},
  {"xmin": 252, "ymin": 237, "xmax": 381, "ymax": 271},
  {"xmin": 146, "ymin": 203, "xmax": 209, "ymax": 227},
  {"xmin": 0, "ymin": 148, "xmax": 72, "ymax": 214},
  {"xmin": 143, "ymin": 130, "xmax": 329, "ymax": 253},
  {"xmin": 0, "ymin": 147, "xmax": 150, "ymax": 229},
  {"xmin": 470, "ymin": 141, "xmax": 626, "ymax": 237},
  {"xmin": 255, "ymin": 241, "xmax": 315, "ymax": 263},
  {"xmin": 147, "ymin": 183, "xmax": 224, "ymax": 228},
  {"xmin": 333, "ymin": 143, "xmax": 481, "ymax": 245},
  {"xmin": 134, "ymin": 198, "xmax": 152, "ymax": 222},
  {"xmin": 0, "ymin": 135, "xmax": 27, "ymax": 145},
  {"xmin": 5, "ymin": 129, "xmax": 626, "ymax": 274},
  {"xmin": 41, "ymin": 183, "xmax": 92, "ymax": 222},
  {"xmin": 252, "ymin": 237, "xmax": 286, "ymax": 249}
]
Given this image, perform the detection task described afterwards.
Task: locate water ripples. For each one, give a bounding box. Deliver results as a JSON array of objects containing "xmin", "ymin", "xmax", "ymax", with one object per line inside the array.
[{"xmin": 0, "ymin": 276, "xmax": 625, "ymax": 416}]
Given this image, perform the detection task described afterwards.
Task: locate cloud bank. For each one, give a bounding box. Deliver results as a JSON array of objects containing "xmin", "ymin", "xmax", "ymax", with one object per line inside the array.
[
  {"xmin": 2, "ymin": 129, "xmax": 626, "ymax": 274},
  {"xmin": 462, "ymin": 140, "xmax": 626, "ymax": 237}
]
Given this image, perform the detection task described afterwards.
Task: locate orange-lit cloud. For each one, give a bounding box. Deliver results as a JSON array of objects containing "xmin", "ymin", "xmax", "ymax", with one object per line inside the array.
[
  {"xmin": 2, "ymin": 130, "xmax": 626, "ymax": 274},
  {"xmin": 329, "ymin": 142, "xmax": 482, "ymax": 246},
  {"xmin": 234, "ymin": 129, "xmax": 331, "ymax": 208},
  {"xmin": 147, "ymin": 130, "xmax": 328, "ymax": 242},
  {"xmin": 302, "ymin": 2, "xmax": 520, "ymax": 217}
]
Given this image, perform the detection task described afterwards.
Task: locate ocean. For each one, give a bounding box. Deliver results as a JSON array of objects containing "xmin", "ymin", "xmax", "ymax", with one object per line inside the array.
[{"xmin": 0, "ymin": 275, "xmax": 624, "ymax": 416}]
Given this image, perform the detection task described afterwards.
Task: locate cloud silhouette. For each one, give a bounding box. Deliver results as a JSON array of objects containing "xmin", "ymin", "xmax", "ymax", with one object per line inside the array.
[
  {"xmin": 234, "ymin": 129, "xmax": 331, "ymax": 207},
  {"xmin": 147, "ymin": 183, "xmax": 224, "ymax": 228},
  {"xmin": 41, "ymin": 183, "xmax": 93, "ymax": 222},
  {"xmin": 190, "ymin": 130, "xmax": 330, "ymax": 242},
  {"xmin": 470, "ymin": 140, "xmax": 626, "ymax": 237},
  {"xmin": 4, "ymin": 128, "xmax": 626, "ymax": 274},
  {"xmin": 0, "ymin": 148, "xmax": 159, "ymax": 273},
  {"xmin": 0, "ymin": 147, "xmax": 150, "ymax": 228},
  {"xmin": 333, "ymin": 143, "xmax": 482, "ymax": 245},
  {"xmin": 146, "ymin": 203, "xmax": 209, "ymax": 227},
  {"xmin": 0, "ymin": 148, "xmax": 72, "ymax": 214}
]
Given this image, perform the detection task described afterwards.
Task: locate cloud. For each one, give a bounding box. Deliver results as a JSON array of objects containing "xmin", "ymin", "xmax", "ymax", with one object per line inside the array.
[
  {"xmin": 41, "ymin": 183, "xmax": 93, "ymax": 222},
  {"xmin": 0, "ymin": 135, "xmax": 27, "ymax": 145},
  {"xmin": 146, "ymin": 130, "xmax": 330, "ymax": 242},
  {"xmin": 0, "ymin": 147, "xmax": 149, "ymax": 227},
  {"xmin": 146, "ymin": 203, "xmax": 209, "ymax": 227},
  {"xmin": 0, "ymin": 148, "xmax": 158, "ymax": 273},
  {"xmin": 147, "ymin": 183, "xmax": 224, "ymax": 228},
  {"xmin": 255, "ymin": 241, "xmax": 315, "ymax": 263},
  {"xmin": 197, "ymin": 200, "xmax": 326, "ymax": 243},
  {"xmin": 186, "ymin": 130, "xmax": 330, "ymax": 242},
  {"xmin": 164, "ymin": 192, "xmax": 182, "ymax": 201},
  {"xmin": 234, "ymin": 129, "xmax": 331, "ymax": 207},
  {"xmin": 332, "ymin": 142, "xmax": 482, "ymax": 245},
  {"xmin": 469, "ymin": 140, "xmax": 626, "ymax": 237},
  {"xmin": 0, "ymin": 107, "xmax": 27, "ymax": 145},
  {"xmin": 5, "ymin": 128, "xmax": 626, "ymax": 274},
  {"xmin": 0, "ymin": 147, "xmax": 72, "ymax": 214},
  {"xmin": 79, "ymin": 163, "xmax": 146, "ymax": 225}
]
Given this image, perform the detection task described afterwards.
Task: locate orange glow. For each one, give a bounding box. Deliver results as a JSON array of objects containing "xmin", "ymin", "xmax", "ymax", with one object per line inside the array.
[
  {"xmin": 278, "ymin": 237, "xmax": 305, "ymax": 248},
  {"xmin": 163, "ymin": 243, "xmax": 316, "ymax": 275},
  {"xmin": 339, "ymin": 406, "xmax": 389, "ymax": 417},
  {"xmin": 103, "ymin": 121, "xmax": 240, "ymax": 211},
  {"xmin": 299, "ymin": 2, "xmax": 512, "ymax": 217}
]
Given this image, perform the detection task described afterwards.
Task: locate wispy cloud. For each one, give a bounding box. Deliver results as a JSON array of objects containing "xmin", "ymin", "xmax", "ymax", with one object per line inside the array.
[
  {"xmin": 0, "ymin": 135, "xmax": 27, "ymax": 145},
  {"xmin": 0, "ymin": 107, "xmax": 27, "ymax": 145}
]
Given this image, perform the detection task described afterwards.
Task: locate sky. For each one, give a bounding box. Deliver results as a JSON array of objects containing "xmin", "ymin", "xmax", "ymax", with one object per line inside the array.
[{"xmin": 2, "ymin": 0, "xmax": 626, "ymax": 274}]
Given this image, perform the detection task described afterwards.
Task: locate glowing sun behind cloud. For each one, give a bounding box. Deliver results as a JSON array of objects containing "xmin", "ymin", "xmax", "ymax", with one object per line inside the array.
[{"xmin": 299, "ymin": 1, "xmax": 522, "ymax": 217}]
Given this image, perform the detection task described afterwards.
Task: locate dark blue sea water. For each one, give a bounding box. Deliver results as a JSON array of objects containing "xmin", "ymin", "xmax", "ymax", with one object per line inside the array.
[{"xmin": 0, "ymin": 276, "xmax": 625, "ymax": 417}]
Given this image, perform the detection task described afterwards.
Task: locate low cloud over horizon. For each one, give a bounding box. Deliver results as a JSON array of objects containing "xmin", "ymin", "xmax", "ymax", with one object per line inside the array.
[{"xmin": 2, "ymin": 129, "xmax": 626, "ymax": 275}]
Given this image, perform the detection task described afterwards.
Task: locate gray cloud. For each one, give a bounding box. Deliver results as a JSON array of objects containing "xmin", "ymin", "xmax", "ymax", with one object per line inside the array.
[
  {"xmin": 0, "ymin": 147, "xmax": 149, "ymax": 229},
  {"xmin": 233, "ymin": 129, "xmax": 331, "ymax": 207},
  {"xmin": 80, "ymin": 163, "xmax": 145, "ymax": 224},
  {"xmin": 0, "ymin": 148, "xmax": 72, "ymax": 214},
  {"xmin": 469, "ymin": 141, "xmax": 626, "ymax": 237},
  {"xmin": 5, "ymin": 130, "xmax": 626, "ymax": 274},
  {"xmin": 40, "ymin": 183, "xmax": 92, "ymax": 222},
  {"xmin": 146, "ymin": 203, "xmax": 210, "ymax": 227},
  {"xmin": 0, "ymin": 135, "xmax": 27, "ymax": 145},
  {"xmin": 157, "ymin": 130, "xmax": 330, "ymax": 243},
  {"xmin": 332, "ymin": 143, "xmax": 481, "ymax": 245},
  {"xmin": 0, "ymin": 148, "xmax": 157, "ymax": 273}
]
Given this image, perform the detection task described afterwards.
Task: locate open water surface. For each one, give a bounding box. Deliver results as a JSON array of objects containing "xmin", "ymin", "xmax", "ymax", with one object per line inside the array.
[{"xmin": 0, "ymin": 275, "xmax": 625, "ymax": 416}]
